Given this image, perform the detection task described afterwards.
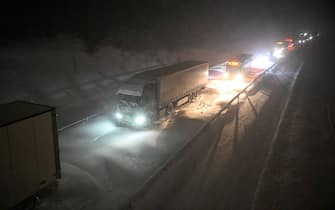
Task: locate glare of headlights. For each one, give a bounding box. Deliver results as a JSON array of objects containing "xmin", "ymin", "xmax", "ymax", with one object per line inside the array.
[
  {"xmin": 273, "ymin": 48, "xmax": 284, "ymax": 59},
  {"xmin": 115, "ymin": 112, "xmax": 123, "ymax": 119},
  {"xmin": 235, "ymin": 73, "xmax": 244, "ymax": 81},
  {"xmin": 251, "ymin": 55, "xmax": 273, "ymax": 69},
  {"xmin": 134, "ymin": 114, "xmax": 146, "ymax": 125},
  {"xmin": 298, "ymin": 40, "xmax": 302, "ymax": 43},
  {"xmin": 223, "ymin": 72, "xmax": 229, "ymax": 78}
]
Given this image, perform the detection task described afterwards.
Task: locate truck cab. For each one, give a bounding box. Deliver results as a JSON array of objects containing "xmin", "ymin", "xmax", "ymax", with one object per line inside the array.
[{"xmin": 115, "ymin": 83, "xmax": 157, "ymax": 128}]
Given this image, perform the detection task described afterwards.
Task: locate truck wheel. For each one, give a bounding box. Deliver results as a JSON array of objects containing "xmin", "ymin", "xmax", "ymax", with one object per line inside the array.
[
  {"xmin": 188, "ymin": 94, "xmax": 193, "ymax": 102},
  {"xmin": 167, "ymin": 103, "xmax": 174, "ymax": 115}
]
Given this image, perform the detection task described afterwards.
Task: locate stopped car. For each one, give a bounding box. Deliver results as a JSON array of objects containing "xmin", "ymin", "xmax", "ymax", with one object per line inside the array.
[{"xmin": 223, "ymin": 53, "xmax": 253, "ymax": 81}]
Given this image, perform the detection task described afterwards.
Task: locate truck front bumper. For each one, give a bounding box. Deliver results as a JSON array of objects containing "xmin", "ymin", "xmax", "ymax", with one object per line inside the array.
[{"xmin": 113, "ymin": 112, "xmax": 149, "ymax": 128}]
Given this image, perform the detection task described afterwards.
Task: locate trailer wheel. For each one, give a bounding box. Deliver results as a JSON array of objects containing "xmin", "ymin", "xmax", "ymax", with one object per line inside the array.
[
  {"xmin": 167, "ymin": 103, "xmax": 174, "ymax": 115},
  {"xmin": 188, "ymin": 94, "xmax": 193, "ymax": 102}
]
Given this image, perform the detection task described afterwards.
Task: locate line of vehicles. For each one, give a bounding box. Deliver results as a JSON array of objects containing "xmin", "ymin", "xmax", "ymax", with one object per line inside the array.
[
  {"xmin": 113, "ymin": 32, "xmax": 316, "ymax": 128},
  {"xmin": 271, "ymin": 32, "xmax": 317, "ymax": 59},
  {"xmin": 113, "ymin": 57, "xmax": 262, "ymax": 128},
  {"xmin": 296, "ymin": 32, "xmax": 318, "ymax": 44}
]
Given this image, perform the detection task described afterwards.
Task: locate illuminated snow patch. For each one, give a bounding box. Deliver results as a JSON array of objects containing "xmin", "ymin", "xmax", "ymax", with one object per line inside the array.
[
  {"xmin": 84, "ymin": 120, "xmax": 117, "ymax": 135},
  {"xmin": 251, "ymin": 55, "xmax": 274, "ymax": 69},
  {"xmin": 105, "ymin": 130, "xmax": 160, "ymax": 150}
]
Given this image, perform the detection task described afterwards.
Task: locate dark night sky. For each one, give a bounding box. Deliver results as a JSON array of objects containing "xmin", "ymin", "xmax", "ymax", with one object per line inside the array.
[{"xmin": 0, "ymin": 0, "xmax": 332, "ymax": 49}]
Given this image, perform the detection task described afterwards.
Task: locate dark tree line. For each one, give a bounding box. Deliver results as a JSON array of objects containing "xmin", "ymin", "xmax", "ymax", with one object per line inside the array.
[{"xmin": 0, "ymin": 0, "xmax": 331, "ymax": 51}]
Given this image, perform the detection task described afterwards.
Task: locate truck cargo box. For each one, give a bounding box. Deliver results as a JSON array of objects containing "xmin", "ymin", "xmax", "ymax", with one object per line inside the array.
[
  {"xmin": 126, "ymin": 61, "xmax": 208, "ymax": 108},
  {"xmin": 0, "ymin": 101, "xmax": 60, "ymax": 209},
  {"xmin": 115, "ymin": 61, "xmax": 208, "ymax": 126}
]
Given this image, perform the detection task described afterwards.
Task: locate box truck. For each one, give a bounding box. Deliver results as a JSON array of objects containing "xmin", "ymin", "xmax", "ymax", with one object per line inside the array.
[
  {"xmin": 114, "ymin": 61, "xmax": 208, "ymax": 127},
  {"xmin": 0, "ymin": 101, "xmax": 60, "ymax": 209}
]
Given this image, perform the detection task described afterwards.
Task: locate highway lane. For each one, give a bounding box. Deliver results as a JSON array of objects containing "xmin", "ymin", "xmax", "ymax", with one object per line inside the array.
[
  {"xmin": 129, "ymin": 50, "xmax": 303, "ymax": 210},
  {"xmin": 253, "ymin": 38, "xmax": 335, "ymax": 210}
]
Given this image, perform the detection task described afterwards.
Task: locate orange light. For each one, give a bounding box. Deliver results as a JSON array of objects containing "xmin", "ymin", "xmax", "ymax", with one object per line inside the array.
[{"xmin": 228, "ymin": 61, "xmax": 240, "ymax": 66}]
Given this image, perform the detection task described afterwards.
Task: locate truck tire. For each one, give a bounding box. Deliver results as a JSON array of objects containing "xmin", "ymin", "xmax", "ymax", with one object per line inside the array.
[
  {"xmin": 194, "ymin": 91, "xmax": 199, "ymax": 98},
  {"xmin": 167, "ymin": 103, "xmax": 174, "ymax": 115},
  {"xmin": 188, "ymin": 94, "xmax": 193, "ymax": 102}
]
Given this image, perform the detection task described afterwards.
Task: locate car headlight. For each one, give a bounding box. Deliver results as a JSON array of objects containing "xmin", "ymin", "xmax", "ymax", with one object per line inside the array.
[
  {"xmin": 115, "ymin": 112, "xmax": 123, "ymax": 120},
  {"xmin": 134, "ymin": 114, "xmax": 146, "ymax": 125}
]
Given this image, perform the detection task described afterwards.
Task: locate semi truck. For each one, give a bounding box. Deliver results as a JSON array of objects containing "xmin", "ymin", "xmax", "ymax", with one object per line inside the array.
[
  {"xmin": 114, "ymin": 61, "xmax": 209, "ymax": 127},
  {"xmin": 0, "ymin": 101, "xmax": 60, "ymax": 209}
]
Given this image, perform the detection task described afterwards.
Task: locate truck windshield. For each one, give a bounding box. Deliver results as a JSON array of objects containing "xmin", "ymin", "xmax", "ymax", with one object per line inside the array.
[{"xmin": 118, "ymin": 94, "xmax": 141, "ymax": 104}]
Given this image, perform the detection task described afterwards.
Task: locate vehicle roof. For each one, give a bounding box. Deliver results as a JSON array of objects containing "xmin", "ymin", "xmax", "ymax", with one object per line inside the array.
[
  {"xmin": 0, "ymin": 101, "xmax": 54, "ymax": 127},
  {"xmin": 130, "ymin": 60, "xmax": 207, "ymax": 82},
  {"xmin": 116, "ymin": 84, "xmax": 144, "ymax": 96},
  {"xmin": 229, "ymin": 53, "xmax": 253, "ymax": 62}
]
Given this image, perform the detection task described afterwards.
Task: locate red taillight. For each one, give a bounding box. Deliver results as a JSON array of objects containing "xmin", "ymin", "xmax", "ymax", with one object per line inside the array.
[{"xmin": 285, "ymin": 37, "xmax": 293, "ymax": 42}]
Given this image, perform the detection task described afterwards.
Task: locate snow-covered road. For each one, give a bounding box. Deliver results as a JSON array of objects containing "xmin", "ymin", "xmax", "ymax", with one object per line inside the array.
[{"xmin": 37, "ymin": 69, "xmax": 255, "ymax": 210}]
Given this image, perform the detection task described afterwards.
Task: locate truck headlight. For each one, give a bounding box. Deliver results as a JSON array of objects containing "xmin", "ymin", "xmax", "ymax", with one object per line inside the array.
[
  {"xmin": 115, "ymin": 112, "xmax": 123, "ymax": 120},
  {"xmin": 134, "ymin": 114, "xmax": 146, "ymax": 125}
]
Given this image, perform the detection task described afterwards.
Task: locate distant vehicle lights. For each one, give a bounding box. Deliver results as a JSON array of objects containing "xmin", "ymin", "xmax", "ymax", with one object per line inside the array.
[{"xmin": 297, "ymin": 32, "xmax": 315, "ymax": 44}]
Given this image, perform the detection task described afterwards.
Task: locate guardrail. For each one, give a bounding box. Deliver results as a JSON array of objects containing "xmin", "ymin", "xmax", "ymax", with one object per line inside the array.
[{"xmin": 124, "ymin": 62, "xmax": 278, "ymax": 209}]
